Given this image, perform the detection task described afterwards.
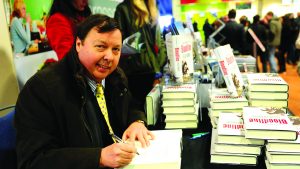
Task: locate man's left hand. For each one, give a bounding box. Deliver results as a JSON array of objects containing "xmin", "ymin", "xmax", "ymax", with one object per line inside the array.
[{"xmin": 122, "ymin": 122, "xmax": 155, "ymax": 148}]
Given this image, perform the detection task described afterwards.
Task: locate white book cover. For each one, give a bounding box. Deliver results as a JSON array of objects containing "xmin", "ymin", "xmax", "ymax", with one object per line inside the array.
[
  {"xmin": 247, "ymin": 73, "xmax": 288, "ymax": 92},
  {"xmin": 243, "ymin": 107, "xmax": 294, "ymax": 131},
  {"xmin": 213, "ymin": 44, "xmax": 244, "ymax": 97},
  {"xmin": 247, "ymin": 73, "xmax": 287, "ymax": 85},
  {"xmin": 268, "ymin": 116, "xmax": 300, "ymax": 144},
  {"xmin": 165, "ymin": 33, "xmax": 194, "ymax": 83},
  {"xmin": 243, "ymin": 106, "xmax": 297, "ymax": 140},
  {"xmin": 210, "ymin": 92, "xmax": 248, "ymax": 103},
  {"xmin": 217, "ymin": 113, "xmax": 265, "ymax": 145},
  {"xmin": 162, "ymin": 83, "xmax": 196, "ymax": 93},
  {"xmin": 218, "ymin": 113, "xmax": 244, "ymax": 136}
]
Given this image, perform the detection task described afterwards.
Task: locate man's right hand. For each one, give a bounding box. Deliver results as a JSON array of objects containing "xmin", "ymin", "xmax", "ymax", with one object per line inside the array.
[{"xmin": 99, "ymin": 143, "xmax": 137, "ymax": 168}]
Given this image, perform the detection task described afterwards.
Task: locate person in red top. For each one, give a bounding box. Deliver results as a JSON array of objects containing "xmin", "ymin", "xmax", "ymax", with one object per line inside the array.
[{"xmin": 46, "ymin": 0, "xmax": 91, "ymax": 60}]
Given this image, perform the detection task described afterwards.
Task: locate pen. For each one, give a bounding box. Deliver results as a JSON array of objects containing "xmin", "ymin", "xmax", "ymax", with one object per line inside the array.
[
  {"xmin": 110, "ymin": 133, "xmax": 140, "ymax": 155},
  {"xmin": 190, "ymin": 132, "xmax": 210, "ymax": 140}
]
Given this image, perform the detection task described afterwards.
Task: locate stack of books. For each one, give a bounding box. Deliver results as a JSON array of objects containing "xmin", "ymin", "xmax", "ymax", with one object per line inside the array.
[
  {"xmin": 210, "ymin": 113, "xmax": 264, "ymax": 165},
  {"xmin": 246, "ymin": 73, "xmax": 289, "ymax": 109},
  {"xmin": 162, "ymin": 83, "xmax": 199, "ymax": 129},
  {"xmin": 208, "ymin": 87, "xmax": 248, "ymax": 128},
  {"xmin": 264, "ymin": 116, "xmax": 300, "ymax": 169}
]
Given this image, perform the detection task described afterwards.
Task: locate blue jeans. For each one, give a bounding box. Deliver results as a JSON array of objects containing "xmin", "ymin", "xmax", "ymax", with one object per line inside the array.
[{"xmin": 269, "ymin": 46, "xmax": 277, "ymax": 73}]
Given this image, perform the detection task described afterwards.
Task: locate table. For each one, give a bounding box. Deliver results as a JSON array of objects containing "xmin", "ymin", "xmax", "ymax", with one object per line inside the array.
[{"xmin": 152, "ymin": 108, "xmax": 267, "ymax": 169}]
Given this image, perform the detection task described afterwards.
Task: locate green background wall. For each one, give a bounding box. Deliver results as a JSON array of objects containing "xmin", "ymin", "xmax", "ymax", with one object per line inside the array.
[
  {"xmin": 11, "ymin": 0, "xmax": 52, "ymax": 20},
  {"xmin": 180, "ymin": 0, "xmax": 229, "ymax": 43}
]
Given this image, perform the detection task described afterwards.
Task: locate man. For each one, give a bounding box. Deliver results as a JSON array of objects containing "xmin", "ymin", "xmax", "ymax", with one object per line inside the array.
[
  {"xmin": 220, "ymin": 9, "xmax": 245, "ymax": 54},
  {"xmin": 15, "ymin": 14, "xmax": 153, "ymax": 169},
  {"xmin": 269, "ymin": 15, "xmax": 282, "ymax": 73}
]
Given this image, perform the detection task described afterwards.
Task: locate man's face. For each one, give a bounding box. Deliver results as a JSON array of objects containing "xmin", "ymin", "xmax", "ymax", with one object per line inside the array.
[
  {"xmin": 72, "ymin": 0, "xmax": 88, "ymax": 11},
  {"xmin": 76, "ymin": 28, "xmax": 122, "ymax": 82}
]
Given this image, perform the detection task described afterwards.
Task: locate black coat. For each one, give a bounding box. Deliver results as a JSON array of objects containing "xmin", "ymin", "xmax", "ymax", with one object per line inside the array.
[
  {"xmin": 15, "ymin": 51, "xmax": 146, "ymax": 169},
  {"xmin": 220, "ymin": 20, "xmax": 245, "ymax": 53}
]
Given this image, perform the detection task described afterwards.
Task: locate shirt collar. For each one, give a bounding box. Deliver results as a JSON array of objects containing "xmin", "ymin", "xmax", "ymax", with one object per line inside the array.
[{"xmin": 86, "ymin": 77, "xmax": 105, "ymax": 96}]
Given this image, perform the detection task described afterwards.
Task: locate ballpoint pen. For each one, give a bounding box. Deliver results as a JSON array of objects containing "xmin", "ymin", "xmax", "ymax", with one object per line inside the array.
[{"xmin": 111, "ymin": 133, "xmax": 140, "ymax": 155}]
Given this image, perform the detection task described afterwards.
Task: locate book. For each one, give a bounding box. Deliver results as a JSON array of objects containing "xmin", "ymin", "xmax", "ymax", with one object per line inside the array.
[
  {"xmin": 145, "ymin": 84, "xmax": 161, "ymax": 125},
  {"xmin": 210, "ymin": 91, "xmax": 248, "ymax": 110},
  {"xmin": 243, "ymin": 106, "xmax": 297, "ymax": 140},
  {"xmin": 208, "ymin": 108, "xmax": 243, "ymax": 117},
  {"xmin": 162, "ymin": 83, "xmax": 196, "ymax": 99},
  {"xmin": 165, "ymin": 113, "xmax": 198, "ymax": 122},
  {"xmin": 266, "ymin": 116, "xmax": 300, "ymax": 153},
  {"xmin": 163, "ymin": 104, "xmax": 197, "ymax": 114},
  {"xmin": 213, "ymin": 44, "xmax": 244, "ymax": 97},
  {"xmin": 165, "ymin": 121, "xmax": 197, "ymax": 129},
  {"xmin": 217, "ymin": 113, "xmax": 264, "ymax": 145},
  {"xmin": 265, "ymin": 159, "xmax": 300, "ymax": 169},
  {"xmin": 247, "ymin": 73, "xmax": 288, "ymax": 92},
  {"xmin": 164, "ymin": 104, "xmax": 198, "ymax": 122},
  {"xmin": 265, "ymin": 149, "xmax": 300, "ymax": 164},
  {"xmin": 210, "ymin": 129, "xmax": 258, "ymax": 165},
  {"xmin": 212, "ymin": 128, "xmax": 261, "ymax": 155},
  {"xmin": 246, "ymin": 91, "xmax": 289, "ymax": 100},
  {"xmin": 120, "ymin": 130, "xmax": 182, "ymax": 169},
  {"xmin": 248, "ymin": 99, "xmax": 288, "ymax": 108},
  {"xmin": 165, "ymin": 33, "xmax": 194, "ymax": 83},
  {"xmin": 162, "ymin": 98, "xmax": 196, "ymax": 107}
]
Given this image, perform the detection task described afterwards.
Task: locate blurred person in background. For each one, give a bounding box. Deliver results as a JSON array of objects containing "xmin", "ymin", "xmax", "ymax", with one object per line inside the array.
[
  {"xmin": 46, "ymin": 0, "xmax": 91, "ymax": 60},
  {"xmin": 247, "ymin": 15, "xmax": 268, "ymax": 72},
  {"xmin": 114, "ymin": 0, "xmax": 167, "ymax": 109},
  {"xmin": 269, "ymin": 14, "xmax": 282, "ymax": 73},
  {"xmin": 278, "ymin": 13, "xmax": 299, "ymax": 73},
  {"xmin": 10, "ymin": 0, "xmax": 36, "ymax": 54},
  {"xmin": 220, "ymin": 9, "xmax": 245, "ymax": 54},
  {"xmin": 239, "ymin": 15, "xmax": 251, "ymax": 55}
]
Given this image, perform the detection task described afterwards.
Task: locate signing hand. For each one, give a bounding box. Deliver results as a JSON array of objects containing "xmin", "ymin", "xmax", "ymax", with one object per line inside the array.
[
  {"xmin": 99, "ymin": 143, "xmax": 137, "ymax": 168},
  {"xmin": 122, "ymin": 122, "xmax": 155, "ymax": 148}
]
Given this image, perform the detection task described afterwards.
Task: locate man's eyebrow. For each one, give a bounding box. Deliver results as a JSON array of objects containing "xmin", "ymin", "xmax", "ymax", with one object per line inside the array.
[{"xmin": 93, "ymin": 39, "xmax": 106, "ymax": 44}]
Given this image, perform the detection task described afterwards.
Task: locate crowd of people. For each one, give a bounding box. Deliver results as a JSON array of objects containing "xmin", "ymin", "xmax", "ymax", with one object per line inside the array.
[{"xmin": 203, "ymin": 9, "xmax": 300, "ymax": 73}]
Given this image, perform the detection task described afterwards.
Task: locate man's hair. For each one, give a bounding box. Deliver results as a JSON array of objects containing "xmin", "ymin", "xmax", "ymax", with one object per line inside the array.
[
  {"xmin": 267, "ymin": 11, "xmax": 274, "ymax": 17},
  {"xmin": 228, "ymin": 9, "xmax": 236, "ymax": 19},
  {"xmin": 49, "ymin": 0, "xmax": 91, "ymax": 19},
  {"xmin": 76, "ymin": 14, "xmax": 121, "ymax": 41},
  {"xmin": 253, "ymin": 15, "xmax": 260, "ymax": 23}
]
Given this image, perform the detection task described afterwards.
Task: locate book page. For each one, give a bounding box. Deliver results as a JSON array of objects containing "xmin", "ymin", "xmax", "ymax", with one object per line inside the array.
[{"xmin": 130, "ymin": 130, "xmax": 182, "ymax": 165}]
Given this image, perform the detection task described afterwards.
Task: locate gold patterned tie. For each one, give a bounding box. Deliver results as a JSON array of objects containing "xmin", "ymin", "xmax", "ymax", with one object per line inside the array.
[{"xmin": 96, "ymin": 84, "xmax": 116, "ymax": 143}]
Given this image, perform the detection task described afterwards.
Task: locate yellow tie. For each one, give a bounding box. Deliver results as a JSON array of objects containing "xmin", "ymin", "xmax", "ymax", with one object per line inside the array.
[{"xmin": 96, "ymin": 84, "xmax": 116, "ymax": 143}]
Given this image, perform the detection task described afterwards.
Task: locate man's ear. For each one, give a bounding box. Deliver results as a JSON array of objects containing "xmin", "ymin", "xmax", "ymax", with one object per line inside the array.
[{"xmin": 75, "ymin": 37, "xmax": 82, "ymax": 52}]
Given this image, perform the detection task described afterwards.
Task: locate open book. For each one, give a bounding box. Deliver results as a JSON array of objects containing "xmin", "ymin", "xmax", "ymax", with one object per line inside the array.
[{"xmin": 119, "ymin": 130, "xmax": 182, "ymax": 169}]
